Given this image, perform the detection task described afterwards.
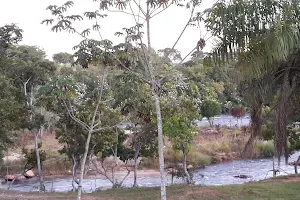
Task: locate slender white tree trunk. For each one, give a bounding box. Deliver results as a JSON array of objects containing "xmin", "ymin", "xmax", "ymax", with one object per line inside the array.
[
  {"xmin": 153, "ymin": 92, "xmax": 167, "ymax": 200},
  {"xmin": 35, "ymin": 131, "xmax": 45, "ymax": 191},
  {"xmin": 77, "ymin": 129, "xmax": 92, "ymax": 200},
  {"xmin": 145, "ymin": 4, "xmax": 166, "ymax": 199}
]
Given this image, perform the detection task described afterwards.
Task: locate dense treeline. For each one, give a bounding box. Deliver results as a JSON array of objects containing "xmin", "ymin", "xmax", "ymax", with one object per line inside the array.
[{"xmin": 1, "ymin": 0, "xmax": 300, "ymax": 199}]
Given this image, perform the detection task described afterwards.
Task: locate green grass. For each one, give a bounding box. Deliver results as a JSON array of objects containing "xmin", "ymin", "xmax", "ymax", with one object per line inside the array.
[
  {"xmin": 2, "ymin": 177, "xmax": 300, "ymax": 199},
  {"xmin": 94, "ymin": 182, "xmax": 300, "ymax": 200}
]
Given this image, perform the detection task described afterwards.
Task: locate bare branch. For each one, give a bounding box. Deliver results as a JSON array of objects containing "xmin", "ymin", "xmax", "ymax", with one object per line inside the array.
[
  {"xmin": 132, "ymin": 0, "xmax": 146, "ymax": 17},
  {"xmin": 129, "ymin": 2, "xmax": 149, "ymax": 61},
  {"xmin": 89, "ymin": 69, "xmax": 107, "ymax": 131},
  {"xmin": 107, "ymin": 9, "xmax": 146, "ymax": 20},
  {"xmin": 62, "ymin": 99, "xmax": 90, "ymax": 131},
  {"xmin": 150, "ymin": 2, "xmax": 172, "ymax": 19},
  {"xmin": 171, "ymin": 6, "xmax": 195, "ymax": 50},
  {"xmin": 119, "ymin": 160, "xmax": 131, "ymax": 186}
]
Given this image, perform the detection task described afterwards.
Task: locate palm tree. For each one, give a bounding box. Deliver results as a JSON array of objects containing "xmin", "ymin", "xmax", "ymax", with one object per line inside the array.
[{"xmin": 205, "ymin": 0, "xmax": 300, "ymax": 163}]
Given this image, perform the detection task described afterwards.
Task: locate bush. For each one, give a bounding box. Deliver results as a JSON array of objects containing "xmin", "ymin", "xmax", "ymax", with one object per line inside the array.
[
  {"xmin": 139, "ymin": 157, "xmax": 159, "ymax": 169},
  {"xmin": 216, "ymin": 142, "xmax": 232, "ymax": 153},
  {"xmin": 261, "ymin": 120, "xmax": 274, "ymax": 140},
  {"xmin": 254, "ymin": 140, "xmax": 275, "ymax": 158},
  {"xmin": 187, "ymin": 151, "xmax": 211, "ymax": 168},
  {"xmin": 164, "ymin": 149, "xmax": 211, "ymax": 169}
]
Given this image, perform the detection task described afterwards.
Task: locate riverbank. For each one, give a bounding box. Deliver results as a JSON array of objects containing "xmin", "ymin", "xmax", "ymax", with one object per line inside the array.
[
  {"xmin": 2, "ymin": 126, "xmax": 275, "ymax": 179},
  {"xmin": 0, "ymin": 175, "xmax": 300, "ymax": 199}
]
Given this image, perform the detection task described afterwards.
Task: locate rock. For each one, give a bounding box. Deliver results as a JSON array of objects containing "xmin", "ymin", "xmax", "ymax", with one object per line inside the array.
[
  {"xmin": 187, "ymin": 165, "xmax": 193, "ymax": 169},
  {"xmin": 4, "ymin": 174, "xmax": 16, "ymax": 181},
  {"xmin": 233, "ymin": 175, "xmax": 250, "ymax": 179},
  {"xmin": 5, "ymin": 174, "xmax": 27, "ymax": 181},
  {"xmin": 288, "ymin": 161, "xmax": 300, "ymax": 166},
  {"xmin": 24, "ymin": 170, "xmax": 35, "ymax": 178}
]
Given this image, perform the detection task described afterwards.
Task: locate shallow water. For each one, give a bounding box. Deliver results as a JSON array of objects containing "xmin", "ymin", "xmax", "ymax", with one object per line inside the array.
[
  {"xmin": 194, "ymin": 151, "xmax": 300, "ymax": 186},
  {"xmin": 196, "ymin": 114, "xmax": 251, "ymax": 127},
  {"xmin": 2, "ymin": 151, "xmax": 299, "ymax": 193}
]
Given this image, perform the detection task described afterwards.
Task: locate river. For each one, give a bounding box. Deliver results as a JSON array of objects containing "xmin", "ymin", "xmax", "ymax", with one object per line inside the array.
[
  {"xmin": 196, "ymin": 114, "xmax": 251, "ymax": 127},
  {"xmin": 1, "ymin": 151, "xmax": 299, "ymax": 193}
]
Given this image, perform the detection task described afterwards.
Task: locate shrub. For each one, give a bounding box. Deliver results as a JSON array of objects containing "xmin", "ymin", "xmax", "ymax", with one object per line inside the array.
[
  {"xmin": 261, "ymin": 120, "xmax": 274, "ymax": 140},
  {"xmin": 216, "ymin": 142, "xmax": 232, "ymax": 153},
  {"xmin": 139, "ymin": 157, "xmax": 159, "ymax": 169},
  {"xmin": 187, "ymin": 151, "xmax": 211, "ymax": 168},
  {"xmin": 254, "ymin": 140, "xmax": 275, "ymax": 158}
]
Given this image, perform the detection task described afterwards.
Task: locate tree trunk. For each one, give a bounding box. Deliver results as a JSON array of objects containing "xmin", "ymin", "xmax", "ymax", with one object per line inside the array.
[
  {"xmin": 77, "ymin": 130, "xmax": 92, "ymax": 200},
  {"xmin": 182, "ymin": 147, "xmax": 191, "ymax": 184},
  {"xmin": 35, "ymin": 130, "xmax": 45, "ymax": 192},
  {"xmin": 294, "ymin": 156, "xmax": 300, "ymax": 174},
  {"xmin": 275, "ymin": 71, "xmax": 295, "ymax": 166},
  {"xmin": 72, "ymin": 154, "xmax": 78, "ymax": 192},
  {"xmin": 146, "ymin": 4, "xmax": 166, "ymax": 200},
  {"xmin": 153, "ymin": 93, "xmax": 167, "ymax": 199},
  {"xmin": 242, "ymin": 102, "xmax": 262, "ymax": 158},
  {"xmin": 133, "ymin": 147, "xmax": 140, "ymax": 187},
  {"xmin": 208, "ymin": 118, "xmax": 213, "ymax": 127}
]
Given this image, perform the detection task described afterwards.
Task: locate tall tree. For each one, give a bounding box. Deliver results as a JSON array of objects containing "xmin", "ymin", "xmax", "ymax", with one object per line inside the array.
[
  {"xmin": 0, "ymin": 24, "xmax": 25, "ymax": 158},
  {"xmin": 1, "ymin": 44, "xmax": 55, "ymax": 191},
  {"xmin": 39, "ymin": 66, "xmax": 120, "ymax": 198},
  {"xmin": 42, "ymin": 1, "xmax": 206, "ymax": 199},
  {"xmin": 204, "ymin": 0, "xmax": 300, "ymax": 163},
  {"xmin": 163, "ymin": 97, "xmax": 199, "ymax": 184},
  {"xmin": 113, "ymin": 71, "xmax": 158, "ymax": 187}
]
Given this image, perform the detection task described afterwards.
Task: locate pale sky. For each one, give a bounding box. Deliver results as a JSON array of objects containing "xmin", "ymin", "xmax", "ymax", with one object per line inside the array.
[{"xmin": 0, "ymin": 0, "xmax": 214, "ymax": 60}]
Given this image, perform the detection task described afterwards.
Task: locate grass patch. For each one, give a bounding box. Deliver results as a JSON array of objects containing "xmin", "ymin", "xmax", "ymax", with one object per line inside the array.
[
  {"xmin": 253, "ymin": 140, "xmax": 275, "ymax": 158},
  {"xmin": 164, "ymin": 149, "xmax": 212, "ymax": 169},
  {"xmin": 94, "ymin": 181, "xmax": 300, "ymax": 200}
]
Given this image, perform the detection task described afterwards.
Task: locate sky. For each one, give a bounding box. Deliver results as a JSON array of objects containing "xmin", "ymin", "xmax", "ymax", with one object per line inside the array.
[{"xmin": 0, "ymin": 0, "xmax": 214, "ymax": 60}]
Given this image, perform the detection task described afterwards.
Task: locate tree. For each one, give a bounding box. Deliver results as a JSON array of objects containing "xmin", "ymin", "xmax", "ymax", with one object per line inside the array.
[
  {"xmin": 0, "ymin": 76, "xmax": 25, "ymax": 160},
  {"xmin": 0, "ymin": 24, "xmax": 22, "ymax": 55},
  {"xmin": 52, "ymin": 52, "xmax": 74, "ymax": 65},
  {"xmin": 39, "ymin": 66, "xmax": 120, "ymax": 198},
  {"xmin": 163, "ymin": 96, "xmax": 199, "ymax": 184},
  {"xmin": 113, "ymin": 71, "xmax": 158, "ymax": 187},
  {"xmin": 42, "ymin": 1, "xmax": 206, "ymax": 199},
  {"xmin": 200, "ymin": 99, "xmax": 221, "ymax": 126},
  {"xmin": 204, "ymin": 0, "xmax": 300, "ymax": 164},
  {"xmin": 0, "ymin": 44, "xmax": 55, "ymax": 191},
  {"xmin": 92, "ymin": 127, "xmax": 133, "ymax": 188}
]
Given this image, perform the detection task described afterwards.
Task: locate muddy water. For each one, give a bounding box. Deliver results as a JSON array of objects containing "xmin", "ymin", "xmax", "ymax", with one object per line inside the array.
[{"xmin": 1, "ymin": 151, "xmax": 299, "ymax": 193}]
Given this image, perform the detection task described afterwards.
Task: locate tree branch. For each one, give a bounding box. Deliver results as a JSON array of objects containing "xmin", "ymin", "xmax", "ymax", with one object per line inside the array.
[
  {"xmin": 89, "ymin": 69, "xmax": 107, "ymax": 131},
  {"xmin": 132, "ymin": 0, "xmax": 147, "ymax": 17},
  {"xmin": 62, "ymin": 99, "xmax": 90, "ymax": 131},
  {"xmin": 107, "ymin": 9, "xmax": 145, "ymax": 20},
  {"xmin": 150, "ymin": 2, "xmax": 172, "ymax": 18},
  {"xmin": 171, "ymin": 6, "xmax": 195, "ymax": 50}
]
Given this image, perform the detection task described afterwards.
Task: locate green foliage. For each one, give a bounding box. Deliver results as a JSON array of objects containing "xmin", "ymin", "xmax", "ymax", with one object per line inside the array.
[
  {"xmin": 254, "ymin": 140, "xmax": 275, "ymax": 158},
  {"xmin": 261, "ymin": 120, "xmax": 274, "ymax": 141},
  {"xmin": 288, "ymin": 129, "xmax": 300, "ymax": 152},
  {"xmin": 52, "ymin": 52, "xmax": 74, "ymax": 65},
  {"xmin": 200, "ymin": 99, "xmax": 221, "ymax": 125},
  {"xmin": 163, "ymin": 93, "xmax": 200, "ymax": 163},
  {"xmin": 22, "ymin": 144, "xmax": 47, "ymax": 169},
  {"xmin": 0, "ymin": 24, "xmax": 22, "ymax": 54}
]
